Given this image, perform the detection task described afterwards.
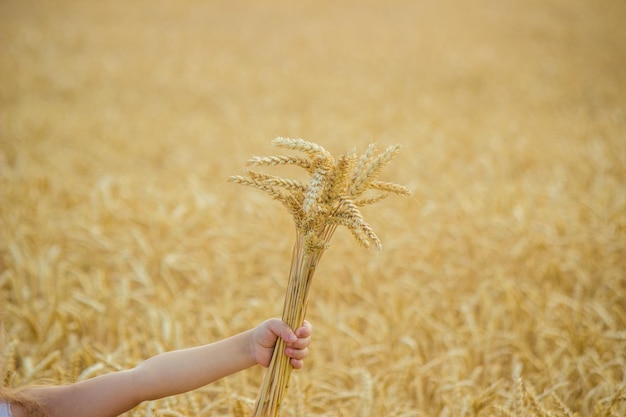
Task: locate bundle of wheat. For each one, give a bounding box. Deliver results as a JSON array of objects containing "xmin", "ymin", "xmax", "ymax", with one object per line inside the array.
[{"xmin": 230, "ymin": 138, "xmax": 411, "ymax": 416}]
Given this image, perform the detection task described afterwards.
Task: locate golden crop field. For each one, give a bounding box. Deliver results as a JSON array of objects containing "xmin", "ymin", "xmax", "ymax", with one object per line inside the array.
[{"xmin": 1, "ymin": 0, "xmax": 625, "ymax": 416}]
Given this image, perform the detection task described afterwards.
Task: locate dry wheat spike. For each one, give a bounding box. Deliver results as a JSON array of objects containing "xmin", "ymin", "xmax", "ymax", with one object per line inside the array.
[
  {"xmin": 229, "ymin": 137, "xmax": 410, "ymax": 417},
  {"xmin": 230, "ymin": 137, "xmax": 410, "ymax": 252}
]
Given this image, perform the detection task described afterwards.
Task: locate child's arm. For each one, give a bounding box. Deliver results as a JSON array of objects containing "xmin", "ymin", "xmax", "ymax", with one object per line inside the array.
[{"xmin": 14, "ymin": 319, "xmax": 312, "ymax": 417}]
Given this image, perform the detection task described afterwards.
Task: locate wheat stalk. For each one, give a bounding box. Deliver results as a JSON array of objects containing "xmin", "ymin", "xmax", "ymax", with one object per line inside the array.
[{"xmin": 229, "ymin": 138, "xmax": 410, "ymax": 417}]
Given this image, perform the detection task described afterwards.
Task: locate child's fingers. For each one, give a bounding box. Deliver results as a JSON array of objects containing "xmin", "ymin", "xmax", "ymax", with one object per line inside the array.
[
  {"xmin": 287, "ymin": 335, "xmax": 311, "ymax": 350},
  {"xmin": 285, "ymin": 346, "xmax": 309, "ymax": 361},
  {"xmin": 295, "ymin": 320, "xmax": 313, "ymax": 338},
  {"xmin": 284, "ymin": 320, "xmax": 311, "ymax": 369},
  {"xmin": 290, "ymin": 358, "xmax": 305, "ymax": 369}
]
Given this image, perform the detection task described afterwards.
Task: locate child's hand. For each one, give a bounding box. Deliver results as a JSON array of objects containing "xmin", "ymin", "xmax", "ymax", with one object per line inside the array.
[{"xmin": 251, "ymin": 319, "xmax": 312, "ymax": 369}]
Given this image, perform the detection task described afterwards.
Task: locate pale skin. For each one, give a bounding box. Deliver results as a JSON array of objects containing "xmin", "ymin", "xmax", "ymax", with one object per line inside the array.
[{"xmin": 11, "ymin": 319, "xmax": 312, "ymax": 417}]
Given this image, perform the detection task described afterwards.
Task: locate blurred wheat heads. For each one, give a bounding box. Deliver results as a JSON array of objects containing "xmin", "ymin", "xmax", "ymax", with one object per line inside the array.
[{"xmin": 229, "ymin": 137, "xmax": 411, "ymax": 417}]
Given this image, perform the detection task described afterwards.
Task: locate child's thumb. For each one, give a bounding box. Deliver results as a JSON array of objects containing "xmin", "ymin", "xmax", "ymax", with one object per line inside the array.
[{"xmin": 268, "ymin": 319, "xmax": 297, "ymax": 343}]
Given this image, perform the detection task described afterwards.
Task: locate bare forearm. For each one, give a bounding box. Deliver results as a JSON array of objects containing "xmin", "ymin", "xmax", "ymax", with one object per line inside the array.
[
  {"xmin": 12, "ymin": 320, "xmax": 310, "ymax": 417},
  {"xmin": 132, "ymin": 329, "xmax": 255, "ymax": 400},
  {"xmin": 24, "ymin": 371, "xmax": 142, "ymax": 417},
  {"xmin": 22, "ymin": 330, "xmax": 256, "ymax": 417}
]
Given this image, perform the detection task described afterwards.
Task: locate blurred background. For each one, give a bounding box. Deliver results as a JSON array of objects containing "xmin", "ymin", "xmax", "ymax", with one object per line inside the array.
[{"xmin": 1, "ymin": 0, "xmax": 625, "ymax": 416}]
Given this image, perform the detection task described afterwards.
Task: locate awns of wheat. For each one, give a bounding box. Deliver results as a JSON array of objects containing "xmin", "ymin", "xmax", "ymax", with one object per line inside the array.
[{"xmin": 229, "ymin": 137, "xmax": 411, "ymax": 417}]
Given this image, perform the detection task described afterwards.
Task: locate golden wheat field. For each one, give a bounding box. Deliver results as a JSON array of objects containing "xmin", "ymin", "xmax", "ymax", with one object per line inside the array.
[{"xmin": 1, "ymin": 0, "xmax": 625, "ymax": 416}]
